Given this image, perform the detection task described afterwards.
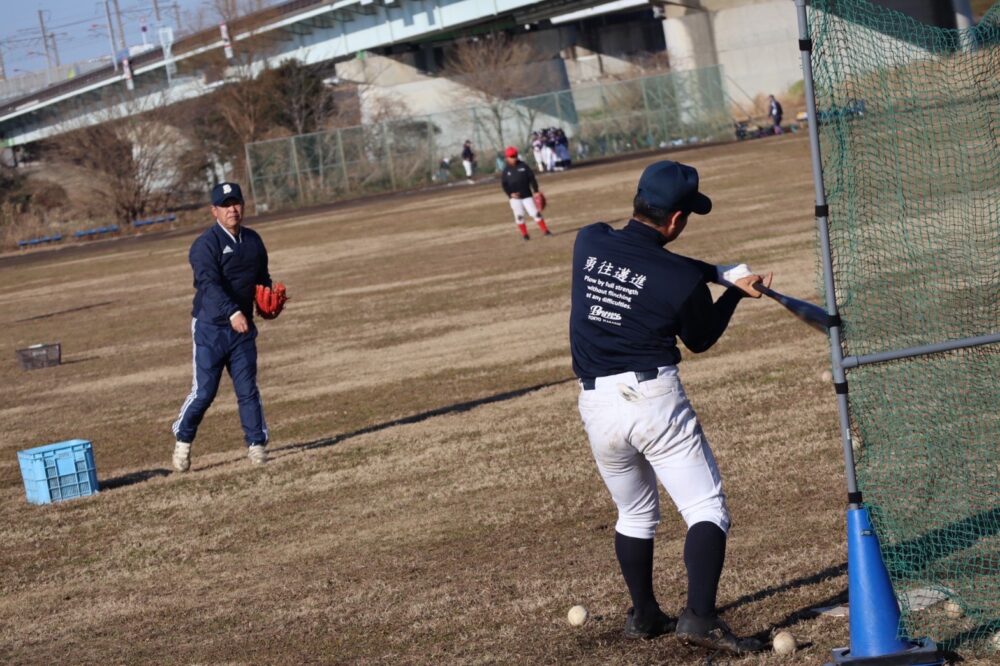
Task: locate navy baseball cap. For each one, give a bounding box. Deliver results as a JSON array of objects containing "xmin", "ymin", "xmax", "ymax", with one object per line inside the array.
[
  {"xmin": 636, "ymin": 161, "xmax": 712, "ymax": 215},
  {"xmin": 211, "ymin": 182, "xmax": 244, "ymax": 206}
]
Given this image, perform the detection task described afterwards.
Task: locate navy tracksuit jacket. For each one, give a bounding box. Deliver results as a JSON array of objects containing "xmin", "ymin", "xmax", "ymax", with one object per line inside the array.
[{"xmin": 173, "ymin": 222, "xmax": 272, "ymax": 446}]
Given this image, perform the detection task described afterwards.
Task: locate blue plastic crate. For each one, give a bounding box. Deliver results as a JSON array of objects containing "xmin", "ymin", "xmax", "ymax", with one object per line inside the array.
[{"xmin": 17, "ymin": 439, "xmax": 99, "ymax": 505}]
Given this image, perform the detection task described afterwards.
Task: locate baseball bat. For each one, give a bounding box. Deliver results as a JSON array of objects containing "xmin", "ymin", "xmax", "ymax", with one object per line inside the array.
[{"xmin": 752, "ymin": 282, "xmax": 834, "ymax": 333}]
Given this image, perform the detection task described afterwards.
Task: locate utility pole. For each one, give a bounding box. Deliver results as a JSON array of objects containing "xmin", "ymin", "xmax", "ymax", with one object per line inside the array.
[
  {"xmin": 112, "ymin": 0, "xmax": 127, "ymax": 52},
  {"xmin": 105, "ymin": 1, "xmax": 120, "ymax": 72},
  {"xmin": 0, "ymin": 48, "xmax": 6, "ymax": 80},
  {"xmin": 173, "ymin": 3, "xmax": 182, "ymax": 30},
  {"xmin": 37, "ymin": 10, "xmax": 53, "ymax": 69},
  {"xmin": 153, "ymin": 0, "xmax": 163, "ymax": 23},
  {"xmin": 48, "ymin": 33, "xmax": 60, "ymax": 67}
]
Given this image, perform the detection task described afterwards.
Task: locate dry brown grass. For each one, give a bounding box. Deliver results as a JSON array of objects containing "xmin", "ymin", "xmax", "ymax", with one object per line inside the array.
[{"xmin": 0, "ymin": 135, "xmax": 984, "ymax": 664}]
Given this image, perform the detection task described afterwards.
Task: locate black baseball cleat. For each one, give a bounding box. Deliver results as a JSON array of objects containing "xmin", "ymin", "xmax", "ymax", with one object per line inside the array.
[
  {"xmin": 544, "ymin": 230, "xmax": 553, "ymax": 236},
  {"xmin": 623, "ymin": 607, "xmax": 676, "ymax": 640},
  {"xmin": 522, "ymin": 234, "xmax": 531, "ymax": 241},
  {"xmin": 675, "ymin": 608, "xmax": 764, "ymax": 654}
]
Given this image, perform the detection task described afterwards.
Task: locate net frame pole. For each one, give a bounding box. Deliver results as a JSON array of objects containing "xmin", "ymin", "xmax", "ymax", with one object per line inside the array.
[
  {"xmin": 842, "ymin": 332, "xmax": 1000, "ymax": 369},
  {"xmin": 794, "ymin": 0, "xmax": 860, "ymax": 507},
  {"xmin": 795, "ymin": 4, "xmax": 943, "ymax": 663}
]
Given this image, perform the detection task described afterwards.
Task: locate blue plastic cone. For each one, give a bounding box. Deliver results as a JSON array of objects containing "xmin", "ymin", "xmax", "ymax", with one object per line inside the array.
[
  {"xmin": 846, "ymin": 506, "xmax": 913, "ymax": 656},
  {"xmin": 828, "ymin": 505, "xmax": 943, "ymax": 665}
]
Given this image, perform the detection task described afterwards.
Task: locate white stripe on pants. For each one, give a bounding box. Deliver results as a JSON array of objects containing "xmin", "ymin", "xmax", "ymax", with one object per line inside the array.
[
  {"xmin": 577, "ymin": 366, "xmax": 730, "ymax": 539},
  {"xmin": 171, "ymin": 318, "xmax": 199, "ymax": 439}
]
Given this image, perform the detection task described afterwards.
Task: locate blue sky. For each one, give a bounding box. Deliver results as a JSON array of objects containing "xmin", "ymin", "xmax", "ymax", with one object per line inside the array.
[{"xmin": 1, "ymin": 1, "xmax": 271, "ymax": 77}]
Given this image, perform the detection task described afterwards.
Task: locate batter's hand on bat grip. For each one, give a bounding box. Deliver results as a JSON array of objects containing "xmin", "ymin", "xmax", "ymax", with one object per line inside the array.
[{"xmin": 735, "ymin": 272, "xmax": 772, "ymax": 298}]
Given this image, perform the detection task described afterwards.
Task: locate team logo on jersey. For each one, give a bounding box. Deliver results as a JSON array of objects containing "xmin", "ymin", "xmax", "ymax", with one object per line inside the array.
[{"xmin": 589, "ymin": 305, "xmax": 622, "ymax": 322}]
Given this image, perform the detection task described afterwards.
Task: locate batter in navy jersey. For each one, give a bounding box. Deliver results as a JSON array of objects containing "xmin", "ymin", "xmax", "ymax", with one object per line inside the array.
[
  {"xmin": 570, "ymin": 160, "xmax": 772, "ymax": 653},
  {"xmin": 172, "ymin": 182, "xmax": 274, "ymax": 472}
]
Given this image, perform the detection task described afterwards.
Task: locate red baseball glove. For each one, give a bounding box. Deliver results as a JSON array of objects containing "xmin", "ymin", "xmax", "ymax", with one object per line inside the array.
[
  {"xmin": 533, "ymin": 191, "xmax": 546, "ymax": 212},
  {"xmin": 255, "ymin": 282, "xmax": 288, "ymax": 320}
]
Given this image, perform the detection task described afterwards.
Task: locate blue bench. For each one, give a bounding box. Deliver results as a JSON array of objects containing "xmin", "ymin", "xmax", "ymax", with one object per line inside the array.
[
  {"xmin": 17, "ymin": 233, "xmax": 64, "ymax": 247},
  {"xmin": 132, "ymin": 213, "xmax": 177, "ymax": 228},
  {"xmin": 73, "ymin": 225, "xmax": 119, "ymax": 239}
]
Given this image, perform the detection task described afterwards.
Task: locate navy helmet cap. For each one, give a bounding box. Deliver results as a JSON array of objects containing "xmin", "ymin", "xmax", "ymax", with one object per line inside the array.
[
  {"xmin": 636, "ymin": 160, "xmax": 712, "ymax": 216},
  {"xmin": 211, "ymin": 182, "xmax": 244, "ymax": 206}
]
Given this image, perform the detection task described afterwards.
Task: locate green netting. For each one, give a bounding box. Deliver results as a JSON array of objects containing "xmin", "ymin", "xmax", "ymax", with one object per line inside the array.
[
  {"xmin": 810, "ymin": 0, "xmax": 1000, "ymax": 651},
  {"xmin": 245, "ymin": 68, "xmax": 733, "ymax": 213}
]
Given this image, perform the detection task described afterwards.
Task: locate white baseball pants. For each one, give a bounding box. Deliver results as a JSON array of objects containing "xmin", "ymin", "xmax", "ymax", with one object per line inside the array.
[
  {"xmin": 541, "ymin": 145, "xmax": 555, "ymax": 171},
  {"xmin": 577, "ymin": 366, "xmax": 730, "ymax": 540},
  {"xmin": 508, "ymin": 196, "xmax": 542, "ymax": 223}
]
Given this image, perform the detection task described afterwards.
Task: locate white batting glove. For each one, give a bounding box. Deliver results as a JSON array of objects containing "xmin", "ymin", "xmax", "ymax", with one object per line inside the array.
[{"xmin": 715, "ymin": 263, "xmax": 753, "ymax": 287}]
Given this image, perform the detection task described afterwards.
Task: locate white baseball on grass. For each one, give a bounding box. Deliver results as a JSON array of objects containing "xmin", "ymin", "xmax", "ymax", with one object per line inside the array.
[
  {"xmin": 773, "ymin": 630, "xmax": 797, "ymax": 655},
  {"xmin": 942, "ymin": 600, "xmax": 964, "ymax": 619},
  {"xmin": 820, "ymin": 369, "xmax": 833, "ymax": 382},
  {"xmin": 567, "ymin": 605, "xmax": 588, "ymax": 626}
]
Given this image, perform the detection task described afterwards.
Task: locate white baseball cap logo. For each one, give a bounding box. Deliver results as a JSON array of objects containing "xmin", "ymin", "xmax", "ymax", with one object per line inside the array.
[{"xmin": 222, "ymin": 184, "xmax": 232, "ymax": 194}]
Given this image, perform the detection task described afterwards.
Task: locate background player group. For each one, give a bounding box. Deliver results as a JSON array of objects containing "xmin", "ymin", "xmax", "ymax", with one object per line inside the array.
[
  {"xmin": 436, "ymin": 128, "xmax": 573, "ymax": 184},
  {"xmin": 530, "ymin": 127, "xmax": 573, "ymax": 172}
]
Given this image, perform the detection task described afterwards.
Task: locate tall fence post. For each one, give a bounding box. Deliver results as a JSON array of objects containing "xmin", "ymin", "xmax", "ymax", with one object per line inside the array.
[
  {"xmin": 290, "ymin": 136, "xmax": 305, "ymax": 207},
  {"xmin": 244, "ymin": 142, "xmax": 258, "ymax": 215},
  {"xmin": 427, "ymin": 118, "xmax": 435, "ymax": 182},
  {"xmin": 316, "ymin": 134, "xmax": 324, "ymax": 193},
  {"xmin": 337, "ymin": 128, "xmax": 349, "ymax": 193},
  {"xmin": 383, "ymin": 122, "xmax": 397, "ymax": 190},
  {"xmin": 640, "ymin": 77, "xmax": 653, "ymax": 147}
]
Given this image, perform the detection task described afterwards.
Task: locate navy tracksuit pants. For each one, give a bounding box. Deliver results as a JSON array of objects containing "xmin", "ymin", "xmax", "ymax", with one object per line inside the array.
[{"xmin": 172, "ymin": 318, "xmax": 268, "ymax": 446}]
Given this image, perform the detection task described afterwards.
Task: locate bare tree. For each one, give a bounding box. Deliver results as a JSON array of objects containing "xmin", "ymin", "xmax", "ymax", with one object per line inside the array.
[
  {"xmin": 443, "ymin": 33, "xmax": 542, "ymax": 148},
  {"xmin": 184, "ymin": 17, "xmax": 286, "ymax": 181},
  {"xmin": 208, "ymin": 0, "xmax": 271, "ymax": 23},
  {"xmin": 267, "ymin": 60, "xmax": 337, "ymax": 136},
  {"xmin": 51, "ymin": 94, "xmax": 191, "ymax": 225},
  {"xmin": 215, "ymin": 64, "xmax": 279, "ymax": 150}
]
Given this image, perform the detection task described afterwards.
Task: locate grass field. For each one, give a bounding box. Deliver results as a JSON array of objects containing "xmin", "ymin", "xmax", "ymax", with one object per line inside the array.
[{"xmin": 0, "ymin": 134, "xmax": 983, "ymax": 664}]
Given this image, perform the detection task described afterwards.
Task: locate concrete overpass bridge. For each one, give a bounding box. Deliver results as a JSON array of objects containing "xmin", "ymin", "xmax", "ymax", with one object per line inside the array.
[
  {"xmin": 0, "ymin": 0, "xmax": 965, "ymax": 150},
  {"xmin": 0, "ymin": 0, "xmax": 654, "ymax": 148}
]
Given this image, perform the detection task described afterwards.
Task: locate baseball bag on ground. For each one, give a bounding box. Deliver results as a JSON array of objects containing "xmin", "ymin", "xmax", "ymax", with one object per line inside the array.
[
  {"xmin": 533, "ymin": 191, "xmax": 546, "ymax": 212},
  {"xmin": 255, "ymin": 282, "xmax": 288, "ymax": 319}
]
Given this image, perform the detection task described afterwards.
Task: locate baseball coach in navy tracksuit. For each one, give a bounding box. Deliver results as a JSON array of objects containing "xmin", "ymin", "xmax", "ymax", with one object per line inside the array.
[{"xmin": 171, "ymin": 182, "xmax": 273, "ymax": 472}]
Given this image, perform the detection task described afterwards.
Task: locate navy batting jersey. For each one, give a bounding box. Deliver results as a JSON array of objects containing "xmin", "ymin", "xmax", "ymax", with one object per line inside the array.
[
  {"xmin": 569, "ymin": 220, "xmax": 745, "ymax": 379},
  {"xmin": 189, "ymin": 222, "xmax": 271, "ymax": 325}
]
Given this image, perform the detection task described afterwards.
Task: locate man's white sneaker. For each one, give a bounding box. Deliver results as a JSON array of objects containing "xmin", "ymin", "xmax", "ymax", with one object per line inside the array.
[
  {"xmin": 247, "ymin": 444, "xmax": 268, "ymax": 466},
  {"xmin": 173, "ymin": 441, "xmax": 192, "ymax": 472}
]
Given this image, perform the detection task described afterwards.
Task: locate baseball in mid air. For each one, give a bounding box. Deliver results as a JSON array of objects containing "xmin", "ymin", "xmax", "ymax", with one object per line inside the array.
[
  {"xmin": 773, "ymin": 630, "xmax": 797, "ymax": 655},
  {"xmin": 567, "ymin": 605, "xmax": 589, "ymax": 626}
]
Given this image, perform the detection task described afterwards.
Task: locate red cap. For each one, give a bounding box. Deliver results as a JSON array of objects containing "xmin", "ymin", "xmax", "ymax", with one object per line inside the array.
[{"xmin": 504, "ymin": 146, "xmax": 519, "ymax": 158}]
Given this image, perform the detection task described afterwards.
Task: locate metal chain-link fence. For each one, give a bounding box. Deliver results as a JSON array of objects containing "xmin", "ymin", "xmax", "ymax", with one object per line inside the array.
[{"xmin": 246, "ymin": 66, "xmax": 731, "ymax": 213}]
